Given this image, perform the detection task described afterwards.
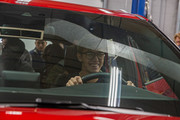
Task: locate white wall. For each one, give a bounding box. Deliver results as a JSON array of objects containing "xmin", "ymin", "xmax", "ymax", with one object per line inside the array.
[
  {"xmin": 150, "ymin": 0, "xmax": 178, "ymax": 40},
  {"xmin": 51, "ymin": 0, "xmax": 103, "ymax": 7},
  {"xmin": 106, "ymin": 0, "xmax": 132, "ymax": 12}
]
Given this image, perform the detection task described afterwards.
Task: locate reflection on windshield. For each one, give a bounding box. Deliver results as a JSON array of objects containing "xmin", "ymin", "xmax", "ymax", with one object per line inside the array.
[
  {"xmin": 108, "ymin": 66, "xmax": 122, "ymax": 107},
  {"xmin": 45, "ymin": 19, "xmax": 109, "ymax": 51}
]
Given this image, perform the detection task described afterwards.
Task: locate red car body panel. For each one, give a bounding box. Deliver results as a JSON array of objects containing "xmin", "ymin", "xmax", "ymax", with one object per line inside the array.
[
  {"xmin": 0, "ymin": 0, "xmax": 148, "ymax": 20},
  {"xmin": 0, "ymin": 107, "xmax": 179, "ymax": 120}
]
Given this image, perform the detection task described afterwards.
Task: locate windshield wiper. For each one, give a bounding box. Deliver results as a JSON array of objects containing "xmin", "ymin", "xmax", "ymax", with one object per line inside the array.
[
  {"xmin": 34, "ymin": 98, "xmax": 161, "ymax": 115},
  {"xmin": 2, "ymin": 97, "xmax": 144, "ymax": 112},
  {"xmin": 34, "ymin": 98, "xmax": 92, "ymax": 110},
  {"xmin": 0, "ymin": 98, "xmax": 95, "ymax": 110},
  {"xmin": 0, "ymin": 98, "xmax": 167, "ymax": 117}
]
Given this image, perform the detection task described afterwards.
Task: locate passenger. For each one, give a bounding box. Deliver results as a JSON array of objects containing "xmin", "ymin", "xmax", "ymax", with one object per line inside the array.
[
  {"xmin": 49, "ymin": 37, "xmax": 67, "ymax": 56},
  {"xmin": 41, "ymin": 44, "xmax": 67, "ymax": 88},
  {"xmin": 30, "ymin": 39, "xmax": 47, "ymax": 73},
  {"xmin": 65, "ymin": 46, "xmax": 135, "ymax": 87},
  {"xmin": 2, "ymin": 38, "xmax": 34, "ymax": 72},
  {"xmin": 174, "ymin": 32, "xmax": 180, "ymax": 48},
  {"xmin": 1, "ymin": 38, "xmax": 32, "ymax": 66}
]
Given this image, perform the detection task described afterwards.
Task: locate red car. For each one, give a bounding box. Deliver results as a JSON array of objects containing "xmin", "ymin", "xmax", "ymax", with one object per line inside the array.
[{"xmin": 0, "ymin": 0, "xmax": 179, "ymax": 119}]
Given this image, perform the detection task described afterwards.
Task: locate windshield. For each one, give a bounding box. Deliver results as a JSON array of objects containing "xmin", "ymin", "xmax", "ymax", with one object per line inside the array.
[{"xmin": 0, "ymin": 3, "xmax": 179, "ymax": 117}]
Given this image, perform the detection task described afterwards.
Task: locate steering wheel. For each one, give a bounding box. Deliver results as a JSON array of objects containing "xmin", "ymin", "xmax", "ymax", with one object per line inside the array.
[
  {"xmin": 81, "ymin": 72, "xmax": 110, "ymax": 83},
  {"xmin": 81, "ymin": 72, "xmax": 127, "ymax": 84}
]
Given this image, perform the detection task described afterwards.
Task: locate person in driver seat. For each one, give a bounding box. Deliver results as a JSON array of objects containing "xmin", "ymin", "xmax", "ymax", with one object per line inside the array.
[
  {"xmin": 66, "ymin": 46, "xmax": 105, "ymax": 86},
  {"xmin": 65, "ymin": 46, "xmax": 135, "ymax": 87}
]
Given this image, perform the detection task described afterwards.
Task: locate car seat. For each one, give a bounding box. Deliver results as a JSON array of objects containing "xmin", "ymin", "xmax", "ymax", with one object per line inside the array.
[{"xmin": 63, "ymin": 45, "xmax": 81, "ymax": 74}]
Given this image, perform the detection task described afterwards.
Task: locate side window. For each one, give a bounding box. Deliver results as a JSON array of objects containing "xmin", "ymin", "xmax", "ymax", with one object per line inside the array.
[{"xmin": 128, "ymin": 36, "xmax": 178, "ymax": 99}]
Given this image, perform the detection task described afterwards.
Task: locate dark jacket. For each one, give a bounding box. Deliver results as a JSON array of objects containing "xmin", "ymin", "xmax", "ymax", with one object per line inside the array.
[{"xmin": 30, "ymin": 48, "xmax": 45, "ymax": 73}]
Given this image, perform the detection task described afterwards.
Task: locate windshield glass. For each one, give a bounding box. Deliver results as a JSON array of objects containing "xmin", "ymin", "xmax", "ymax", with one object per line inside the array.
[{"xmin": 0, "ymin": 3, "xmax": 179, "ymax": 116}]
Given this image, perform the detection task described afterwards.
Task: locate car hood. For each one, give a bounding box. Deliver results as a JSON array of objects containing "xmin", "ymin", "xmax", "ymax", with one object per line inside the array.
[{"xmin": 0, "ymin": 106, "xmax": 179, "ymax": 120}]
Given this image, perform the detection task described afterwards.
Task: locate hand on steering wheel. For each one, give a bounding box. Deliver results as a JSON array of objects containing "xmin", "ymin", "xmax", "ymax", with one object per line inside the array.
[
  {"xmin": 66, "ymin": 72, "xmax": 109, "ymax": 86},
  {"xmin": 66, "ymin": 72, "xmax": 134, "ymax": 86}
]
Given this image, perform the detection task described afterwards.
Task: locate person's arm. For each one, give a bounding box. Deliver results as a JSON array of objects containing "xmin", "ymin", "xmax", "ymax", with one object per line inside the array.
[
  {"xmin": 66, "ymin": 76, "xmax": 83, "ymax": 86},
  {"xmin": 66, "ymin": 76, "xmax": 135, "ymax": 87}
]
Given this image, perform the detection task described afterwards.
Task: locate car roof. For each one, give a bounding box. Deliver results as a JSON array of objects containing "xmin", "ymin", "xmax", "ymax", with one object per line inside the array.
[{"xmin": 0, "ymin": 0, "xmax": 148, "ymax": 20}]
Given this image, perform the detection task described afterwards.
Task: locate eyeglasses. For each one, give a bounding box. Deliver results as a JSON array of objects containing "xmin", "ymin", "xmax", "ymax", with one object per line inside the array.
[{"xmin": 81, "ymin": 52, "xmax": 105, "ymax": 60}]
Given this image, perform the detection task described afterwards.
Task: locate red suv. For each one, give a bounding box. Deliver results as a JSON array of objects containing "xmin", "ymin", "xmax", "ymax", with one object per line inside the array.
[{"xmin": 0, "ymin": 0, "xmax": 179, "ymax": 119}]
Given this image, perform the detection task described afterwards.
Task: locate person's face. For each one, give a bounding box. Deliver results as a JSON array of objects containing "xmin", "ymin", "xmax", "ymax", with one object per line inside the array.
[
  {"xmin": 2, "ymin": 38, "xmax": 7, "ymax": 46},
  {"xmin": 35, "ymin": 40, "xmax": 47, "ymax": 52},
  {"xmin": 175, "ymin": 37, "xmax": 180, "ymax": 47},
  {"xmin": 77, "ymin": 48, "xmax": 105, "ymax": 74}
]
